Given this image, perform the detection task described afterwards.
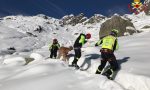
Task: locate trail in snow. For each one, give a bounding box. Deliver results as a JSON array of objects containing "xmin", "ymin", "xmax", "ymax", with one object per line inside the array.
[{"xmin": 0, "ymin": 44, "xmax": 150, "ymax": 90}]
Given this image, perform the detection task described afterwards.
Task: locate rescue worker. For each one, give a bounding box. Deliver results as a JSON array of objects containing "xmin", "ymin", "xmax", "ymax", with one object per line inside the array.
[
  {"xmin": 70, "ymin": 33, "xmax": 91, "ymax": 69},
  {"xmin": 95, "ymin": 29, "xmax": 119, "ymax": 80},
  {"xmin": 49, "ymin": 39, "xmax": 60, "ymax": 59}
]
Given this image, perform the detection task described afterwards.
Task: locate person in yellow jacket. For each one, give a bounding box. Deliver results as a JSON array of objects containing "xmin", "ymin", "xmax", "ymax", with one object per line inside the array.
[
  {"xmin": 49, "ymin": 39, "xmax": 60, "ymax": 59},
  {"xmin": 95, "ymin": 29, "xmax": 119, "ymax": 80}
]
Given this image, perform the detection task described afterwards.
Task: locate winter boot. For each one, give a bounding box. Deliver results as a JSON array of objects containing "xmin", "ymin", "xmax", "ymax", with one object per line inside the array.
[
  {"xmin": 71, "ymin": 58, "xmax": 78, "ymax": 66},
  {"xmin": 69, "ymin": 59, "xmax": 79, "ymax": 69},
  {"xmin": 95, "ymin": 69, "xmax": 101, "ymax": 74},
  {"xmin": 74, "ymin": 64, "xmax": 80, "ymax": 69},
  {"xmin": 102, "ymin": 68, "xmax": 113, "ymax": 80},
  {"xmin": 50, "ymin": 55, "xmax": 53, "ymax": 58}
]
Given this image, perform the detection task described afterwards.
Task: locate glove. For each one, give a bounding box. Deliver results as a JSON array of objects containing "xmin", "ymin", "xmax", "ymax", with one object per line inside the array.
[
  {"xmin": 84, "ymin": 40, "xmax": 87, "ymax": 43},
  {"xmin": 95, "ymin": 43, "xmax": 98, "ymax": 46}
]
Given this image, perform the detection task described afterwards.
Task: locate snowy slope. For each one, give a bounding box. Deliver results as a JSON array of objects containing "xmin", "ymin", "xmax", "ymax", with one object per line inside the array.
[
  {"xmin": 124, "ymin": 12, "xmax": 150, "ymax": 32},
  {"xmin": 0, "ymin": 15, "xmax": 102, "ymax": 56},
  {"xmin": 0, "ymin": 31, "xmax": 150, "ymax": 90},
  {"xmin": 0, "ymin": 14, "xmax": 150, "ymax": 90}
]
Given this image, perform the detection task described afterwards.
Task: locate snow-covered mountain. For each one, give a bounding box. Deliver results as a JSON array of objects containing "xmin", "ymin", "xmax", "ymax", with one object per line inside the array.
[
  {"xmin": 0, "ymin": 12, "xmax": 150, "ymax": 90},
  {"xmin": 0, "ymin": 13, "xmax": 109, "ymax": 56},
  {"xmin": 60, "ymin": 13, "xmax": 106, "ymax": 26}
]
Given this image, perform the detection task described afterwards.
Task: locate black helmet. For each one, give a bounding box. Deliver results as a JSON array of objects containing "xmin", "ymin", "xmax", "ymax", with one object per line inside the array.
[{"xmin": 53, "ymin": 39, "xmax": 58, "ymax": 43}]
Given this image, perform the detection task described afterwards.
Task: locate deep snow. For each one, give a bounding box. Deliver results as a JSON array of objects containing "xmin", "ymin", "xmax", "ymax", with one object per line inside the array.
[{"xmin": 0, "ymin": 13, "xmax": 150, "ymax": 90}]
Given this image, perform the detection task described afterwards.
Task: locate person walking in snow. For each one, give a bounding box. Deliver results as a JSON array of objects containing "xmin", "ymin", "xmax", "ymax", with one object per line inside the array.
[
  {"xmin": 70, "ymin": 33, "xmax": 91, "ymax": 69},
  {"xmin": 95, "ymin": 29, "xmax": 119, "ymax": 80},
  {"xmin": 49, "ymin": 39, "xmax": 60, "ymax": 59}
]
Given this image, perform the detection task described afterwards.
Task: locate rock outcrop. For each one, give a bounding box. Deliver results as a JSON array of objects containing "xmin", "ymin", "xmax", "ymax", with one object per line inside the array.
[
  {"xmin": 60, "ymin": 13, "xmax": 87, "ymax": 26},
  {"xmin": 99, "ymin": 14, "xmax": 136, "ymax": 37},
  {"xmin": 84, "ymin": 14, "xmax": 106, "ymax": 24},
  {"xmin": 144, "ymin": 0, "xmax": 150, "ymax": 15}
]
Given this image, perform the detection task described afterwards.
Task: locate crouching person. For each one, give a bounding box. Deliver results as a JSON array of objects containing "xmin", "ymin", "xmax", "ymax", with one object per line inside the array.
[
  {"xmin": 95, "ymin": 29, "xmax": 119, "ymax": 80},
  {"xmin": 49, "ymin": 39, "xmax": 60, "ymax": 59}
]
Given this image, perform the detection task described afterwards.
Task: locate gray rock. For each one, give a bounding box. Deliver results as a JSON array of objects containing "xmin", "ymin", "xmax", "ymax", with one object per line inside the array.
[
  {"xmin": 60, "ymin": 13, "xmax": 87, "ymax": 26},
  {"xmin": 99, "ymin": 14, "xmax": 136, "ymax": 37},
  {"xmin": 85, "ymin": 14, "xmax": 106, "ymax": 24},
  {"xmin": 144, "ymin": 0, "xmax": 150, "ymax": 15},
  {"xmin": 142, "ymin": 25, "xmax": 150, "ymax": 29},
  {"xmin": 24, "ymin": 57, "xmax": 34, "ymax": 65},
  {"xmin": 0, "ymin": 47, "xmax": 16, "ymax": 55},
  {"xmin": 26, "ymin": 32, "xmax": 37, "ymax": 37},
  {"xmin": 37, "ymin": 14, "xmax": 49, "ymax": 19}
]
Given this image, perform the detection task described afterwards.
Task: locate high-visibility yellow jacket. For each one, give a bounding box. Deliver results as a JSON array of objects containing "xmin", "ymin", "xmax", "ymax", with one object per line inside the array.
[
  {"xmin": 49, "ymin": 43, "xmax": 60, "ymax": 50},
  {"xmin": 95, "ymin": 35, "xmax": 119, "ymax": 51},
  {"xmin": 74, "ymin": 34, "xmax": 87, "ymax": 48}
]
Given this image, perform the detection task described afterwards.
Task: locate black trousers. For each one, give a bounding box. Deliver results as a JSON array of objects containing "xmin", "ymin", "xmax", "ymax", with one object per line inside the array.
[
  {"xmin": 97, "ymin": 52, "xmax": 119, "ymax": 73},
  {"xmin": 72, "ymin": 48, "xmax": 81, "ymax": 65},
  {"xmin": 50, "ymin": 49, "xmax": 57, "ymax": 58}
]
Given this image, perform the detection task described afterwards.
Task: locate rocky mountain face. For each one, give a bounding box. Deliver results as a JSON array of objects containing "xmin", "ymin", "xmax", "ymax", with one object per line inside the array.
[
  {"xmin": 144, "ymin": 0, "xmax": 150, "ymax": 15},
  {"xmin": 59, "ymin": 13, "xmax": 87, "ymax": 26},
  {"xmin": 99, "ymin": 14, "xmax": 136, "ymax": 37},
  {"xmin": 0, "ymin": 14, "xmax": 62, "ymax": 53},
  {"xmin": 59, "ymin": 13, "xmax": 106, "ymax": 26},
  {"xmin": 84, "ymin": 14, "xmax": 106, "ymax": 24}
]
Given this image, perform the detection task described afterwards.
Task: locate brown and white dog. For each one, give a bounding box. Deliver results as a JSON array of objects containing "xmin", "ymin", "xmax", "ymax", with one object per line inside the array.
[{"xmin": 57, "ymin": 46, "xmax": 73, "ymax": 63}]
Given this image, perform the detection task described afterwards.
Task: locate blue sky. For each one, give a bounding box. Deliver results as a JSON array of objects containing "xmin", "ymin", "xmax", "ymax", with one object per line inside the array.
[{"xmin": 0, "ymin": 0, "xmax": 145, "ymax": 18}]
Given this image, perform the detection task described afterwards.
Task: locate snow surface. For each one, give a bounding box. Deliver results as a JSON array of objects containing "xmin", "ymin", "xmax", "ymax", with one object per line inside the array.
[
  {"xmin": 0, "ymin": 14, "xmax": 150, "ymax": 90},
  {"xmin": 124, "ymin": 12, "xmax": 150, "ymax": 32}
]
